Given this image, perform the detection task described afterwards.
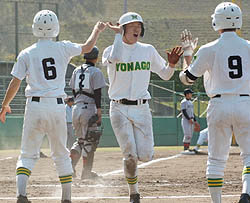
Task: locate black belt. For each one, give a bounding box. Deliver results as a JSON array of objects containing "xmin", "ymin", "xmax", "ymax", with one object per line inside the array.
[
  {"xmin": 31, "ymin": 97, "xmax": 63, "ymax": 104},
  {"xmin": 212, "ymin": 94, "xmax": 250, "ymax": 98},
  {"xmin": 113, "ymin": 99, "xmax": 147, "ymax": 105}
]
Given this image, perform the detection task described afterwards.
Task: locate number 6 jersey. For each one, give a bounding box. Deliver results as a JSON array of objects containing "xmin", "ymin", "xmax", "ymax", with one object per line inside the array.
[
  {"xmin": 11, "ymin": 39, "xmax": 82, "ymax": 97},
  {"xmin": 187, "ymin": 32, "xmax": 250, "ymax": 97}
]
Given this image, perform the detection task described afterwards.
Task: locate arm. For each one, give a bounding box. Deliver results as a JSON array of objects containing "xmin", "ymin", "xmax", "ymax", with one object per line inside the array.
[
  {"xmin": 0, "ymin": 77, "xmax": 22, "ymax": 123},
  {"xmin": 81, "ymin": 21, "xmax": 106, "ymax": 55},
  {"xmin": 93, "ymin": 88, "xmax": 102, "ymax": 125},
  {"xmin": 105, "ymin": 22, "xmax": 123, "ymax": 63},
  {"xmin": 182, "ymin": 109, "xmax": 193, "ymax": 124}
]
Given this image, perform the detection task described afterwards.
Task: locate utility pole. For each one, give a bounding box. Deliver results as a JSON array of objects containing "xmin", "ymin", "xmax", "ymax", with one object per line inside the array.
[{"xmin": 123, "ymin": 0, "xmax": 127, "ymax": 14}]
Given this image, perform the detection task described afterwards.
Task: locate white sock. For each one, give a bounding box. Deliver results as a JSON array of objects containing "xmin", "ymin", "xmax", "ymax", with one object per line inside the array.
[
  {"xmin": 242, "ymin": 167, "xmax": 250, "ymax": 195},
  {"xmin": 209, "ymin": 187, "xmax": 222, "ymax": 203},
  {"xmin": 61, "ymin": 182, "xmax": 71, "ymax": 201},
  {"xmin": 16, "ymin": 174, "xmax": 29, "ymax": 197}
]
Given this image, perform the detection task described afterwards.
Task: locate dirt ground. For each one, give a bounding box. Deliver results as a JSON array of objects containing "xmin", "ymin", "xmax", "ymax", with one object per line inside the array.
[{"xmin": 0, "ymin": 146, "xmax": 244, "ymax": 203}]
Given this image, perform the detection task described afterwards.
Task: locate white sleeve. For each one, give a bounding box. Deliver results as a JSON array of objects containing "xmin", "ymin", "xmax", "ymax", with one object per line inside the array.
[
  {"xmin": 188, "ymin": 46, "xmax": 210, "ymax": 77},
  {"xmin": 11, "ymin": 51, "xmax": 27, "ymax": 80},
  {"xmin": 103, "ymin": 34, "xmax": 123, "ymax": 64},
  {"xmin": 150, "ymin": 46, "xmax": 175, "ymax": 80},
  {"xmin": 102, "ymin": 46, "xmax": 112, "ymax": 66},
  {"xmin": 61, "ymin": 40, "xmax": 82, "ymax": 58}
]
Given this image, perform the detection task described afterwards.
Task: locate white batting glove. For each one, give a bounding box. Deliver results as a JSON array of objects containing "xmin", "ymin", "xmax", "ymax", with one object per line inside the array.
[{"xmin": 181, "ymin": 29, "xmax": 198, "ymax": 56}]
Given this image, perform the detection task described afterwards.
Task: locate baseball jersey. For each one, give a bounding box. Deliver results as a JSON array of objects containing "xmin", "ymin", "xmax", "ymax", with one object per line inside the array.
[
  {"xmin": 181, "ymin": 98, "xmax": 194, "ymax": 120},
  {"xmin": 65, "ymin": 104, "xmax": 73, "ymax": 123},
  {"xmin": 188, "ymin": 32, "xmax": 250, "ymax": 97},
  {"xmin": 69, "ymin": 63, "xmax": 106, "ymax": 104},
  {"xmin": 102, "ymin": 34, "xmax": 175, "ymax": 100},
  {"xmin": 11, "ymin": 39, "xmax": 82, "ymax": 98}
]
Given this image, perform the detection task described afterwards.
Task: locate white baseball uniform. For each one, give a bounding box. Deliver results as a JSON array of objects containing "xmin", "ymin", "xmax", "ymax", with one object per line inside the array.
[
  {"xmin": 12, "ymin": 39, "xmax": 82, "ymax": 176},
  {"xmin": 102, "ymin": 34, "xmax": 175, "ymax": 162},
  {"xmin": 181, "ymin": 98, "xmax": 194, "ymax": 143},
  {"xmin": 186, "ymin": 32, "xmax": 250, "ymax": 179}
]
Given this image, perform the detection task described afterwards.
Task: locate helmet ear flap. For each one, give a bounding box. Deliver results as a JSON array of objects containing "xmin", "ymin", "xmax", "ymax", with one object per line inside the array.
[{"xmin": 140, "ymin": 23, "xmax": 144, "ymax": 37}]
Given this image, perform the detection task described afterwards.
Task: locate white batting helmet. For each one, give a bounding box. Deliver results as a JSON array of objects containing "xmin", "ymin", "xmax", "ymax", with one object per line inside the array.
[
  {"xmin": 32, "ymin": 10, "xmax": 59, "ymax": 38},
  {"xmin": 211, "ymin": 2, "xmax": 242, "ymax": 31},
  {"xmin": 119, "ymin": 12, "xmax": 144, "ymax": 37}
]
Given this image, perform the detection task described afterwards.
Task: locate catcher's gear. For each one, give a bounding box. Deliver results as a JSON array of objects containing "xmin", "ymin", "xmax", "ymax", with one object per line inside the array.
[
  {"xmin": 181, "ymin": 29, "xmax": 198, "ymax": 56},
  {"xmin": 194, "ymin": 122, "xmax": 200, "ymax": 132},
  {"xmin": 119, "ymin": 12, "xmax": 144, "ymax": 37},
  {"xmin": 211, "ymin": 2, "xmax": 242, "ymax": 32},
  {"xmin": 32, "ymin": 10, "xmax": 59, "ymax": 38}
]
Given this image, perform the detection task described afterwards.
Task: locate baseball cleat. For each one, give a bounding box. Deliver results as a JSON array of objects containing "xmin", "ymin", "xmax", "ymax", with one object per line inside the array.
[
  {"xmin": 130, "ymin": 193, "xmax": 140, "ymax": 203},
  {"xmin": 61, "ymin": 200, "xmax": 72, "ymax": 203},
  {"xmin": 17, "ymin": 195, "xmax": 31, "ymax": 203},
  {"xmin": 239, "ymin": 193, "xmax": 250, "ymax": 203},
  {"xmin": 40, "ymin": 152, "xmax": 48, "ymax": 158},
  {"xmin": 181, "ymin": 150, "xmax": 196, "ymax": 155}
]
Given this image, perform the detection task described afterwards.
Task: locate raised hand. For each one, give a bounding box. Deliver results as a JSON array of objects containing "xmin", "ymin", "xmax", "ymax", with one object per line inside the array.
[
  {"xmin": 95, "ymin": 21, "xmax": 106, "ymax": 32},
  {"xmin": 0, "ymin": 105, "xmax": 11, "ymax": 123},
  {"xmin": 166, "ymin": 46, "xmax": 184, "ymax": 67},
  {"xmin": 181, "ymin": 29, "xmax": 198, "ymax": 56},
  {"xmin": 106, "ymin": 22, "xmax": 123, "ymax": 34}
]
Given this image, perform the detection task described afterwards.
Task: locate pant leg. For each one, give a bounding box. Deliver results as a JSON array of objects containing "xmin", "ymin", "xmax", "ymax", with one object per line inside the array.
[
  {"xmin": 110, "ymin": 101, "xmax": 137, "ymax": 160},
  {"xmin": 131, "ymin": 103, "xmax": 154, "ymax": 162},
  {"xmin": 206, "ymin": 99, "xmax": 232, "ymax": 178},
  {"xmin": 182, "ymin": 118, "xmax": 193, "ymax": 143}
]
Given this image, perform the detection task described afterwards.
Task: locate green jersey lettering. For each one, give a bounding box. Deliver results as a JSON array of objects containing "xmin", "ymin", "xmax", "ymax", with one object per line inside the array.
[
  {"xmin": 121, "ymin": 63, "xmax": 126, "ymax": 71},
  {"xmin": 116, "ymin": 63, "xmax": 120, "ymax": 71},
  {"xmin": 135, "ymin": 62, "xmax": 141, "ymax": 70},
  {"xmin": 141, "ymin": 61, "xmax": 147, "ymax": 70},
  {"xmin": 127, "ymin": 62, "xmax": 134, "ymax": 71},
  {"xmin": 146, "ymin": 62, "xmax": 150, "ymax": 70}
]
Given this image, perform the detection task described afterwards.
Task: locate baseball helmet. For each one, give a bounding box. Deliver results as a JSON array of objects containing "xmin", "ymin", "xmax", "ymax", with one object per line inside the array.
[
  {"xmin": 211, "ymin": 2, "xmax": 242, "ymax": 31},
  {"xmin": 184, "ymin": 88, "xmax": 194, "ymax": 95},
  {"xmin": 84, "ymin": 46, "xmax": 99, "ymax": 60},
  {"xmin": 119, "ymin": 12, "xmax": 144, "ymax": 37},
  {"xmin": 32, "ymin": 10, "xmax": 59, "ymax": 38}
]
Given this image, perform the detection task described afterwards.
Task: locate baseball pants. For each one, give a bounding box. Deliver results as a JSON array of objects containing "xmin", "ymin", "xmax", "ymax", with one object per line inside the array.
[
  {"xmin": 206, "ymin": 95, "xmax": 250, "ymax": 178},
  {"xmin": 16, "ymin": 97, "xmax": 73, "ymax": 176},
  {"xmin": 110, "ymin": 101, "xmax": 154, "ymax": 162},
  {"xmin": 181, "ymin": 118, "xmax": 193, "ymax": 143}
]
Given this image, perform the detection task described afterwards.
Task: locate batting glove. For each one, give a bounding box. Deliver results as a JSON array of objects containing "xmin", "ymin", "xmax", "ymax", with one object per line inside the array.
[{"xmin": 181, "ymin": 29, "xmax": 198, "ymax": 56}]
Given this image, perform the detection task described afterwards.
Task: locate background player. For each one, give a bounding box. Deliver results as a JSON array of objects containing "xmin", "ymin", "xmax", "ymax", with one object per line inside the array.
[
  {"xmin": 102, "ymin": 12, "xmax": 183, "ymax": 203},
  {"xmin": 65, "ymin": 96, "xmax": 75, "ymax": 150},
  {"xmin": 181, "ymin": 88, "xmax": 200, "ymax": 151},
  {"xmin": 69, "ymin": 46, "xmax": 106, "ymax": 180},
  {"xmin": 179, "ymin": 2, "xmax": 250, "ymax": 203},
  {"xmin": 0, "ymin": 10, "xmax": 106, "ymax": 203},
  {"xmin": 193, "ymin": 127, "xmax": 208, "ymax": 154}
]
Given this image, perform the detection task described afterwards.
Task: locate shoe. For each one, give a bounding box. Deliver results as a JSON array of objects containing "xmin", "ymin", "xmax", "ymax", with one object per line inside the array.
[
  {"xmin": 17, "ymin": 195, "xmax": 31, "ymax": 203},
  {"xmin": 239, "ymin": 193, "xmax": 250, "ymax": 203},
  {"xmin": 61, "ymin": 200, "xmax": 72, "ymax": 203},
  {"xmin": 81, "ymin": 171, "xmax": 100, "ymax": 180},
  {"xmin": 40, "ymin": 152, "xmax": 48, "ymax": 158},
  {"xmin": 130, "ymin": 193, "xmax": 140, "ymax": 203}
]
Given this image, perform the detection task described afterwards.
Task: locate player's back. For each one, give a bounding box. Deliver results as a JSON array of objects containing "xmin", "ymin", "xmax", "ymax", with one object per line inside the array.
[
  {"xmin": 200, "ymin": 32, "xmax": 250, "ymax": 96},
  {"xmin": 12, "ymin": 39, "xmax": 81, "ymax": 98}
]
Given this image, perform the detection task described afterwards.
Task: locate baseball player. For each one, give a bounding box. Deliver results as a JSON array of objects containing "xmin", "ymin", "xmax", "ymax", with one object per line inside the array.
[
  {"xmin": 193, "ymin": 127, "xmax": 208, "ymax": 153},
  {"xmin": 179, "ymin": 2, "xmax": 250, "ymax": 203},
  {"xmin": 0, "ymin": 10, "xmax": 106, "ymax": 203},
  {"xmin": 181, "ymin": 88, "xmax": 199, "ymax": 151},
  {"xmin": 102, "ymin": 12, "xmax": 183, "ymax": 203},
  {"xmin": 69, "ymin": 46, "xmax": 106, "ymax": 180},
  {"xmin": 65, "ymin": 96, "xmax": 75, "ymax": 150}
]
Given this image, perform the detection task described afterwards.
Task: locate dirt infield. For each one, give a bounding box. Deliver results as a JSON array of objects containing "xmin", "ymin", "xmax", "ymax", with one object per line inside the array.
[{"xmin": 0, "ymin": 146, "xmax": 243, "ymax": 203}]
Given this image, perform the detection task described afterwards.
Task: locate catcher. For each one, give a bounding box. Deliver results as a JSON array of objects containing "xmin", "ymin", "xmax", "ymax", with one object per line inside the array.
[
  {"xmin": 69, "ymin": 46, "xmax": 106, "ymax": 179},
  {"xmin": 181, "ymin": 88, "xmax": 200, "ymax": 151}
]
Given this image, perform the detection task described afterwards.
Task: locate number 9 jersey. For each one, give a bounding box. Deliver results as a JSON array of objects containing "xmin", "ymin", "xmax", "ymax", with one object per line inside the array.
[
  {"xmin": 11, "ymin": 39, "xmax": 82, "ymax": 97},
  {"xmin": 187, "ymin": 32, "xmax": 250, "ymax": 98}
]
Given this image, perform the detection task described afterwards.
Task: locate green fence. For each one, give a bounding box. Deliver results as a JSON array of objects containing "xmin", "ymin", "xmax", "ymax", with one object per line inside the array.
[{"xmin": 0, "ymin": 116, "xmax": 207, "ymax": 150}]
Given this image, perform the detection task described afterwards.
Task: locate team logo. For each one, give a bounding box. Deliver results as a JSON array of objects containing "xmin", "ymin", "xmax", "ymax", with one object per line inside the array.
[{"xmin": 131, "ymin": 15, "xmax": 138, "ymax": 20}]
